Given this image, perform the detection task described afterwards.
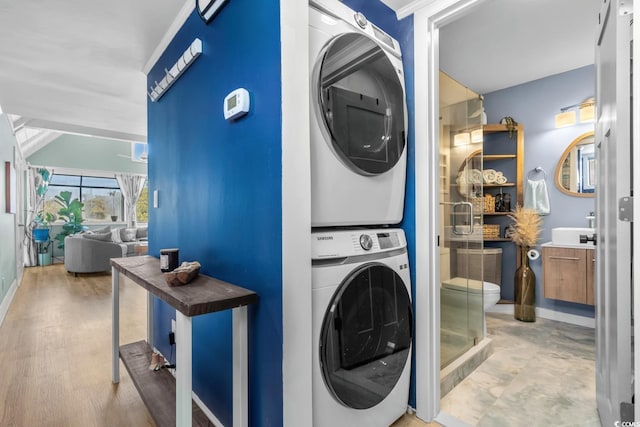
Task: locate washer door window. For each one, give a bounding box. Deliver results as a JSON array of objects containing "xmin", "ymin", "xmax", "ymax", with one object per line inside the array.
[
  {"xmin": 320, "ymin": 263, "xmax": 412, "ymax": 409},
  {"xmin": 318, "ymin": 33, "xmax": 406, "ymax": 176}
]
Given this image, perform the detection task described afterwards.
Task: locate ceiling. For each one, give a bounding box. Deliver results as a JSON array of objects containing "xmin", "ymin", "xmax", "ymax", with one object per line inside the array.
[
  {"xmin": 438, "ymin": 0, "xmax": 601, "ymax": 95},
  {"xmin": 0, "ymin": 0, "xmax": 188, "ymax": 143},
  {"xmin": 0, "ymin": 0, "xmax": 600, "ymax": 147}
]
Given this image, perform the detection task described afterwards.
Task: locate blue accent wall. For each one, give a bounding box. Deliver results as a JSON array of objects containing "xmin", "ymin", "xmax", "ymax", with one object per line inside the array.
[
  {"xmin": 484, "ymin": 65, "xmax": 595, "ymax": 318},
  {"xmin": 342, "ymin": 0, "xmax": 416, "ymax": 408},
  {"xmin": 147, "ymin": 3, "xmax": 282, "ymax": 426}
]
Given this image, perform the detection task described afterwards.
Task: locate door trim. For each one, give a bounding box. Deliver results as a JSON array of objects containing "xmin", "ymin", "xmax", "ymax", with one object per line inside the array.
[
  {"xmin": 632, "ymin": 0, "xmax": 640, "ymax": 414},
  {"xmin": 413, "ymin": 0, "xmax": 486, "ymax": 421}
]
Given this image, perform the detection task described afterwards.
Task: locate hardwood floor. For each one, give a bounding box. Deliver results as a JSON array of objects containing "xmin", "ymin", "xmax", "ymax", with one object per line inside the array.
[{"xmin": 0, "ymin": 264, "xmax": 153, "ymax": 427}]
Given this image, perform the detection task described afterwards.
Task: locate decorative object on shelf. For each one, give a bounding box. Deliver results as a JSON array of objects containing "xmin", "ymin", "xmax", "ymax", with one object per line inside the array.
[
  {"xmin": 494, "ymin": 190, "xmax": 511, "ymax": 212},
  {"xmin": 482, "ymin": 169, "xmax": 497, "ymax": 183},
  {"xmin": 196, "ymin": 0, "xmax": 229, "ymax": 24},
  {"xmin": 471, "ymin": 197, "xmax": 483, "ymax": 215},
  {"xmin": 499, "ymin": 116, "xmax": 518, "ymax": 139},
  {"xmin": 504, "ymin": 224, "xmax": 516, "ymax": 239},
  {"xmin": 470, "ymin": 169, "xmax": 483, "ymax": 184},
  {"xmin": 164, "ymin": 261, "xmax": 201, "ymax": 286},
  {"xmin": 508, "ymin": 206, "xmax": 542, "ymax": 322},
  {"xmin": 148, "ymin": 39, "xmax": 202, "ymax": 102},
  {"xmin": 495, "ymin": 174, "xmax": 508, "ymax": 184},
  {"xmin": 483, "ymin": 224, "xmax": 500, "ymax": 239},
  {"xmin": 483, "ymin": 194, "xmax": 495, "ymax": 213},
  {"xmin": 160, "ymin": 248, "xmax": 180, "ymax": 272}
]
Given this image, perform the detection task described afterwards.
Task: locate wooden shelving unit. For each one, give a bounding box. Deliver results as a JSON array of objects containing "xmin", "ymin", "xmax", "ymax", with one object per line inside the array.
[{"xmin": 473, "ymin": 123, "xmax": 524, "ymax": 241}]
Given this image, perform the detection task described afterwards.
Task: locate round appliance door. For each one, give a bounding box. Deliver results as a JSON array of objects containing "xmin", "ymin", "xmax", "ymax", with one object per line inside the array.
[
  {"xmin": 316, "ymin": 33, "xmax": 406, "ymax": 176},
  {"xmin": 319, "ymin": 263, "xmax": 412, "ymax": 409}
]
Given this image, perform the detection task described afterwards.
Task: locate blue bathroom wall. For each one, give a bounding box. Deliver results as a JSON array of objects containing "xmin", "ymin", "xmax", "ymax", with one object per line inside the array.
[
  {"xmin": 147, "ymin": 2, "xmax": 282, "ymax": 426},
  {"xmin": 484, "ymin": 65, "xmax": 595, "ymax": 318},
  {"xmin": 342, "ymin": 0, "xmax": 416, "ymax": 407}
]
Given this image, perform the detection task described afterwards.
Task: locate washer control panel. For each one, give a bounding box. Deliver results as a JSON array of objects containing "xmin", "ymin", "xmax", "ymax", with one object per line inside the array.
[
  {"xmin": 311, "ymin": 229, "xmax": 406, "ymax": 259},
  {"xmin": 359, "ymin": 234, "xmax": 373, "ymax": 251}
]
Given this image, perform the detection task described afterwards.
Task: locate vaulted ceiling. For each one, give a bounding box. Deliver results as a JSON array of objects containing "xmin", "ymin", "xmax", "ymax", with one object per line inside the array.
[{"xmin": 0, "ymin": 0, "xmax": 599, "ymax": 148}]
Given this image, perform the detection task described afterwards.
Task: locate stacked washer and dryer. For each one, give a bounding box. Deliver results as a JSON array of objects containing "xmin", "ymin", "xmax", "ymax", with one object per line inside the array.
[{"xmin": 309, "ymin": 1, "xmax": 412, "ymax": 426}]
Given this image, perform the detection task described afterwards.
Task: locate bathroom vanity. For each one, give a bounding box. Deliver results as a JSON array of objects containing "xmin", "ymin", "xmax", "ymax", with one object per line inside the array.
[{"xmin": 542, "ymin": 244, "xmax": 595, "ymax": 305}]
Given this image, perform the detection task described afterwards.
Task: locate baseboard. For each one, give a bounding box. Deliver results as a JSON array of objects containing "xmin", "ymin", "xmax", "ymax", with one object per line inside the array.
[
  {"xmin": 192, "ymin": 391, "xmax": 225, "ymax": 427},
  {"xmin": 535, "ymin": 307, "xmax": 595, "ymax": 328},
  {"xmin": 434, "ymin": 411, "xmax": 475, "ymax": 427},
  {"xmin": 487, "ymin": 304, "xmax": 595, "ymax": 328},
  {"xmin": 0, "ymin": 278, "xmax": 19, "ymax": 327},
  {"xmin": 152, "ymin": 346, "xmax": 226, "ymax": 427}
]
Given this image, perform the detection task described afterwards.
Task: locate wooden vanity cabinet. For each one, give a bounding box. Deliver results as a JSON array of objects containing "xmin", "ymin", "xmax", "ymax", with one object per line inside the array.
[{"xmin": 542, "ymin": 246, "xmax": 595, "ymax": 305}]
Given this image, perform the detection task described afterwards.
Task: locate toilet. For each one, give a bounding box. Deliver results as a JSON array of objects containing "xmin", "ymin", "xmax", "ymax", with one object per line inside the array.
[{"xmin": 441, "ymin": 277, "xmax": 501, "ymax": 337}]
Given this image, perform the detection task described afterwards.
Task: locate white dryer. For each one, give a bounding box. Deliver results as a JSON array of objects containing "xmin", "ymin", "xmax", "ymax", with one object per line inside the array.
[
  {"xmin": 312, "ymin": 228, "xmax": 412, "ymax": 426},
  {"xmin": 309, "ymin": 0, "xmax": 408, "ymax": 227}
]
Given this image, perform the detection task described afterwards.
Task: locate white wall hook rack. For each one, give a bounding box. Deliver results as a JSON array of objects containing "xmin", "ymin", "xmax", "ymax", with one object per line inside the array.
[{"xmin": 148, "ymin": 38, "xmax": 203, "ymax": 102}]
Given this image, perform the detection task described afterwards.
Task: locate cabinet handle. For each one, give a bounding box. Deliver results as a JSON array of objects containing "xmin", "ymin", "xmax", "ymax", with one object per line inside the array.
[{"xmin": 549, "ymin": 256, "xmax": 580, "ymax": 261}]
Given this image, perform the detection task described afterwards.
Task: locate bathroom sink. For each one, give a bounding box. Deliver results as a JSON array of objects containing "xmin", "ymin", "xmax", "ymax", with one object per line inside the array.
[{"xmin": 551, "ymin": 227, "xmax": 596, "ymax": 246}]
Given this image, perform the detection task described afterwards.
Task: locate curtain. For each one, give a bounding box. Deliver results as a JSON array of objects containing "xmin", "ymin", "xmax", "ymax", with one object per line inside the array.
[
  {"xmin": 116, "ymin": 174, "xmax": 146, "ymax": 228},
  {"xmin": 24, "ymin": 167, "xmax": 51, "ymax": 267}
]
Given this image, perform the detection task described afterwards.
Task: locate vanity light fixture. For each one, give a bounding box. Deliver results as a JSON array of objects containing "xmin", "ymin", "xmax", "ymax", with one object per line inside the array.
[
  {"xmin": 578, "ymin": 97, "xmax": 595, "ymax": 123},
  {"xmin": 471, "ymin": 128, "xmax": 483, "ymax": 143},
  {"xmin": 148, "ymin": 38, "xmax": 203, "ymax": 102},
  {"xmin": 554, "ymin": 97, "xmax": 596, "ymax": 128},
  {"xmin": 453, "ymin": 132, "xmax": 470, "ymax": 146}
]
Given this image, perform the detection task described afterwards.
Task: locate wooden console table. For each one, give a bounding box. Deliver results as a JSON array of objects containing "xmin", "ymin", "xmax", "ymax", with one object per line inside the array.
[{"xmin": 111, "ymin": 256, "xmax": 258, "ymax": 427}]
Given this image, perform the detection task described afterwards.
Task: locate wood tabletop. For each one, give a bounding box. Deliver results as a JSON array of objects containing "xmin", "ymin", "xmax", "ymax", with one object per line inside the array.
[{"xmin": 111, "ymin": 256, "xmax": 258, "ymax": 316}]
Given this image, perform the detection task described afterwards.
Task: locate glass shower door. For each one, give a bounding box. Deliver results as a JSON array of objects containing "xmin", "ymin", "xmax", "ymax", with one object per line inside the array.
[{"xmin": 439, "ymin": 72, "xmax": 484, "ymax": 368}]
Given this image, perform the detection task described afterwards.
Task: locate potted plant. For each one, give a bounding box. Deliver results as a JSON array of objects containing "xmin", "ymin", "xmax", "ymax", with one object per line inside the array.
[
  {"xmin": 109, "ymin": 191, "xmax": 118, "ymax": 222},
  {"xmin": 53, "ymin": 191, "xmax": 86, "ymax": 249},
  {"xmin": 500, "ymin": 116, "xmax": 518, "ymax": 139},
  {"xmin": 33, "ymin": 211, "xmax": 56, "ymax": 242}
]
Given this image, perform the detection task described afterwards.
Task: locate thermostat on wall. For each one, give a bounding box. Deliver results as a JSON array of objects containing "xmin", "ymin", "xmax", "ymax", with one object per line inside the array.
[{"xmin": 224, "ymin": 88, "xmax": 250, "ymax": 121}]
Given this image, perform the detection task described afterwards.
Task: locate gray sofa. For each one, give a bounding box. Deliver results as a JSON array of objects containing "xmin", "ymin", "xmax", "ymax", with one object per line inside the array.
[{"xmin": 64, "ymin": 226, "xmax": 148, "ymax": 276}]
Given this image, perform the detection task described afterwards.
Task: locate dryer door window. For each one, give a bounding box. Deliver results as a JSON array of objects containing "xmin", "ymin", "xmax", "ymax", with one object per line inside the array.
[
  {"xmin": 318, "ymin": 33, "xmax": 406, "ymax": 176},
  {"xmin": 319, "ymin": 263, "xmax": 412, "ymax": 409}
]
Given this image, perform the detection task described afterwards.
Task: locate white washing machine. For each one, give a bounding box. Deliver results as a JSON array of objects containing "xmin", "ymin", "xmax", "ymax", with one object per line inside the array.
[
  {"xmin": 311, "ymin": 228, "xmax": 412, "ymax": 426},
  {"xmin": 309, "ymin": 0, "xmax": 408, "ymax": 227}
]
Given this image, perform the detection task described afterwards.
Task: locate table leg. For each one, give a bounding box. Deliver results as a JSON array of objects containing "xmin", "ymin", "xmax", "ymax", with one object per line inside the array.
[
  {"xmin": 147, "ymin": 293, "xmax": 154, "ymax": 347},
  {"xmin": 176, "ymin": 312, "xmax": 192, "ymax": 426},
  {"xmin": 233, "ymin": 306, "xmax": 248, "ymax": 427},
  {"xmin": 111, "ymin": 266, "xmax": 120, "ymax": 383}
]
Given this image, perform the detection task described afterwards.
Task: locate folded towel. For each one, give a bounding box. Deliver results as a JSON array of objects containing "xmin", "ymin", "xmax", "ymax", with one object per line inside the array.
[{"xmin": 524, "ymin": 178, "xmax": 550, "ymax": 215}]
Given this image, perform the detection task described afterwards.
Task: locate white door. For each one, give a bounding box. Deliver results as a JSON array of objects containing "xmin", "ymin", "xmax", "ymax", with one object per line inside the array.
[{"xmin": 595, "ymin": 0, "xmax": 634, "ymax": 424}]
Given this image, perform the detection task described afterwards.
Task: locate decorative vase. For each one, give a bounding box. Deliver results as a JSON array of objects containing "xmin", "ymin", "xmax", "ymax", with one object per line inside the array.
[
  {"xmin": 111, "ymin": 215, "xmax": 118, "ymax": 222},
  {"xmin": 514, "ymin": 246, "xmax": 536, "ymax": 322}
]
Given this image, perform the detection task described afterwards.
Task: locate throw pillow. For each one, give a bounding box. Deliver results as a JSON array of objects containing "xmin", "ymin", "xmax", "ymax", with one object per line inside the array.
[
  {"xmin": 93, "ymin": 225, "xmax": 112, "ymax": 234},
  {"xmin": 136, "ymin": 226, "xmax": 148, "ymax": 239},
  {"xmin": 111, "ymin": 229, "xmax": 123, "ymax": 243},
  {"xmin": 120, "ymin": 228, "xmax": 137, "ymax": 242},
  {"xmin": 83, "ymin": 232, "xmax": 112, "ymax": 242}
]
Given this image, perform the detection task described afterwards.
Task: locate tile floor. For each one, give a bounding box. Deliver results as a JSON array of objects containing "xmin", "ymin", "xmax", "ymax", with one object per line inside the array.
[{"xmin": 440, "ymin": 313, "xmax": 599, "ymax": 426}]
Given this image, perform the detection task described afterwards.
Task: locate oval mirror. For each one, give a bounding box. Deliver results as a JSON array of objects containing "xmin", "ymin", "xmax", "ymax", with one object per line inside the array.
[{"xmin": 555, "ymin": 131, "xmax": 595, "ymax": 197}]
